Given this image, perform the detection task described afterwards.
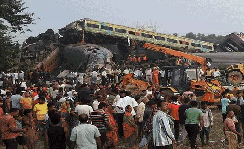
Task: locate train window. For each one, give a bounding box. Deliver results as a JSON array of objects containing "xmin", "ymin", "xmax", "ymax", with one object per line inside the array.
[
  {"xmin": 167, "ymin": 38, "xmax": 177, "ymax": 43},
  {"xmin": 87, "ymin": 23, "xmax": 99, "ymax": 28},
  {"xmin": 179, "ymin": 40, "xmax": 183, "ymax": 44},
  {"xmin": 78, "ymin": 22, "xmax": 84, "ymax": 27},
  {"xmin": 195, "ymin": 44, "xmax": 201, "ymax": 47},
  {"xmin": 155, "ymin": 36, "xmax": 165, "ymax": 41},
  {"xmin": 101, "ymin": 25, "xmax": 113, "ymax": 31},
  {"xmin": 129, "ymin": 31, "xmax": 135, "ymax": 35},
  {"xmin": 208, "ymin": 46, "xmax": 213, "ymax": 49},
  {"xmin": 191, "ymin": 43, "xmax": 195, "ymax": 46},
  {"xmin": 141, "ymin": 33, "xmax": 153, "ymax": 38},
  {"xmin": 167, "ymin": 38, "xmax": 172, "ymax": 42},
  {"xmin": 186, "ymin": 42, "xmax": 189, "ymax": 45},
  {"xmin": 203, "ymin": 45, "xmax": 208, "ymax": 49},
  {"xmin": 115, "ymin": 28, "xmax": 126, "ymax": 33}
]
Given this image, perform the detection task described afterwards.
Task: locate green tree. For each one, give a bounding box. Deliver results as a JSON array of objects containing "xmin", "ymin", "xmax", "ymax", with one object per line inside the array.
[
  {"xmin": 0, "ymin": 0, "xmax": 34, "ymax": 70},
  {"xmin": 185, "ymin": 32, "xmax": 225, "ymax": 44},
  {"xmin": 185, "ymin": 32, "xmax": 197, "ymax": 39}
]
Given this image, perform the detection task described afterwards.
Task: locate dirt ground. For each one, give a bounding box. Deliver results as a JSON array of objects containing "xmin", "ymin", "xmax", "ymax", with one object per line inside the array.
[{"xmin": 1, "ymin": 109, "xmax": 244, "ymax": 149}]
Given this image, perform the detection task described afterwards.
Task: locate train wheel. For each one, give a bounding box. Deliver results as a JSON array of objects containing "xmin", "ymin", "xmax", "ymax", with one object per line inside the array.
[{"xmin": 228, "ymin": 71, "xmax": 243, "ymax": 85}]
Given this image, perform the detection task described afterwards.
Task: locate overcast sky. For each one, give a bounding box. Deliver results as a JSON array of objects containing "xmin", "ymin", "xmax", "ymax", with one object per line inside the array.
[{"xmin": 17, "ymin": 0, "xmax": 244, "ymax": 42}]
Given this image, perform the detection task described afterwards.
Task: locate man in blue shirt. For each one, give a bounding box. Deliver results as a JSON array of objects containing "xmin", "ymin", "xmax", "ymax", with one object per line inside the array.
[
  {"xmin": 10, "ymin": 89, "xmax": 22, "ymax": 110},
  {"xmin": 221, "ymin": 93, "xmax": 230, "ymax": 122}
]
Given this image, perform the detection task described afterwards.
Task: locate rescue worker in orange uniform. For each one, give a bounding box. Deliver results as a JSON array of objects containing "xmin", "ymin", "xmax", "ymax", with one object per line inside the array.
[
  {"xmin": 153, "ymin": 67, "xmax": 159, "ymax": 85},
  {"xmin": 137, "ymin": 57, "xmax": 141, "ymax": 62},
  {"xmin": 143, "ymin": 55, "xmax": 147, "ymax": 62},
  {"xmin": 129, "ymin": 55, "xmax": 133, "ymax": 62},
  {"xmin": 132, "ymin": 55, "xmax": 137, "ymax": 62}
]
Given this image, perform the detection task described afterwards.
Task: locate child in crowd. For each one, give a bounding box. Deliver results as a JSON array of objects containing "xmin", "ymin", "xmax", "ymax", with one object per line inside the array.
[{"xmin": 200, "ymin": 101, "xmax": 213, "ymax": 145}]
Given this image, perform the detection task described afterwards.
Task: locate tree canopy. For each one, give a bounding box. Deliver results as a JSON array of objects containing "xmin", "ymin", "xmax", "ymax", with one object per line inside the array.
[
  {"xmin": 185, "ymin": 32, "xmax": 225, "ymax": 44},
  {"xmin": 0, "ymin": 0, "xmax": 34, "ymax": 70}
]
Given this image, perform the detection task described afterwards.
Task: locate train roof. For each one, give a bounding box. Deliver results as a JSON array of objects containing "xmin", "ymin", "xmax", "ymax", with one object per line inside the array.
[{"xmin": 71, "ymin": 18, "xmax": 214, "ymax": 45}]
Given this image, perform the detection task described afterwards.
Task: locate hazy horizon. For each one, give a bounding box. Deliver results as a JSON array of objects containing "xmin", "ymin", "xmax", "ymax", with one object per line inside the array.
[{"xmin": 16, "ymin": 0, "xmax": 244, "ymax": 43}]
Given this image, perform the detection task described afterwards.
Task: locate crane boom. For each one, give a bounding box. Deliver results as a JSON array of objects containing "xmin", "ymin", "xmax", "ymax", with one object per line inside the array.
[{"xmin": 143, "ymin": 43, "xmax": 207, "ymax": 72}]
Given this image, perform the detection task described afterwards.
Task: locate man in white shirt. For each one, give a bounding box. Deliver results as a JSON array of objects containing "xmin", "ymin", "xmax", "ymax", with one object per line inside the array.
[
  {"xmin": 12, "ymin": 72, "xmax": 18, "ymax": 84},
  {"xmin": 77, "ymin": 73, "xmax": 85, "ymax": 84},
  {"xmin": 18, "ymin": 71, "xmax": 25, "ymax": 81},
  {"xmin": 123, "ymin": 68, "xmax": 129, "ymax": 75},
  {"xmin": 101, "ymin": 70, "xmax": 107, "ymax": 85},
  {"xmin": 114, "ymin": 91, "xmax": 125, "ymax": 138},
  {"xmin": 75, "ymin": 101, "xmax": 93, "ymax": 117},
  {"xmin": 146, "ymin": 86, "xmax": 153, "ymax": 95},
  {"xmin": 115, "ymin": 69, "xmax": 121, "ymax": 83},
  {"xmin": 92, "ymin": 99, "xmax": 100, "ymax": 111},
  {"xmin": 58, "ymin": 94, "xmax": 68, "ymax": 103},
  {"xmin": 212, "ymin": 68, "xmax": 221, "ymax": 78},
  {"xmin": 135, "ymin": 96, "xmax": 146, "ymax": 137},
  {"xmin": 67, "ymin": 87, "xmax": 74, "ymax": 97},
  {"xmin": 20, "ymin": 81, "xmax": 27, "ymax": 90},
  {"xmin": 145, "ymin": 68, "xmax": 152, "ymax": 83},
  {"xmin": 70, "ymin": 114, "xmax": 102, "ymax": 149},
  {"xmin": 134, "ymin": 68, "xmax": 143, "ymax": 80},
  {"xmin": 116, "ymin": 91, "xmax": 138, "ymax": 116},
  {"xmin": 91, "ymin": 70, "xmax": 98, "ymax": 84}
]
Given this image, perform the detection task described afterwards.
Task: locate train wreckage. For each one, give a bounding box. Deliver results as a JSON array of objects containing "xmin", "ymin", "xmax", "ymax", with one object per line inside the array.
[{"xmin": 20, "ymin": 18, "xmax": 244, "ymax": 75}]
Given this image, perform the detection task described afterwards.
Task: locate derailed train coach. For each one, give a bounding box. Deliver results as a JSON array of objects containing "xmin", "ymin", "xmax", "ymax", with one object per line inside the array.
[
  {"xmin": 216, "ymin": 32, "xmax": 244, "ymax": 52},
  {"xmin": 60, "ymin": 18, "xmax": 215, "ymax": 53}
]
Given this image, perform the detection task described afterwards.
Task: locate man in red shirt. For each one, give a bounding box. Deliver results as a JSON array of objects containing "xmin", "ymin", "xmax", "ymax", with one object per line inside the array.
[
  {"xmin": 168, "ymin": 96, "xmax": 181, "ymax": 141},
  {"xmin": 0, "ymin": 108, "xmax": 26, "ymax": 149}
]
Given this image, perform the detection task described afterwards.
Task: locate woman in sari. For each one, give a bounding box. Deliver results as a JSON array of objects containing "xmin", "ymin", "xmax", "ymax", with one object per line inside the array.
[
  {"xmin": 123, "ymin": 105, "xmax": 138, "ymax": 149},
  {"xmin": 22, "ymin": 109, "xmax": 37, "ymax": 149},
  {"xmin": 105, "ymin": 103, "xmax": 118, "ymax": 149}
]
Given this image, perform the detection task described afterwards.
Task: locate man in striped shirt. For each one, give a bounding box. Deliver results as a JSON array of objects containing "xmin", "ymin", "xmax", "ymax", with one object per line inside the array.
[
  {"xmin": 153, "ymin": 101, "xmax": 176, "ymax": 149},
  {"xmin": 90, "ymin": 102, "xmax": 110, "ymax": 148}
]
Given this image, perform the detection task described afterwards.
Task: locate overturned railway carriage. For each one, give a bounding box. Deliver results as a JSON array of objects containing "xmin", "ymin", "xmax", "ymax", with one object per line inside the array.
[
  {"xmin": 217, "ymin": 33, "xmax": 244, "ymax": 52},
  {"xmin": 61, "ymin": 18, "xmax": 215, "ymax": 53}
]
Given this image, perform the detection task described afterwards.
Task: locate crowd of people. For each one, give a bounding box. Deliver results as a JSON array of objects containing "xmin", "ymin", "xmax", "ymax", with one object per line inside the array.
[
  {"xmin": 0, "ymin": 68, "xmax": 242, "ymax": 149},
  {"xmin": 221, "ymin": 89, "xmax": 244, "ymax": 149}
]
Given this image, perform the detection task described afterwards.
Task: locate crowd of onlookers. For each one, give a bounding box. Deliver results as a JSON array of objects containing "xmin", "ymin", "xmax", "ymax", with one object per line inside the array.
[{"xmin": 0, "ymin": 69, "xmax": 243, "ymax": 149}]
